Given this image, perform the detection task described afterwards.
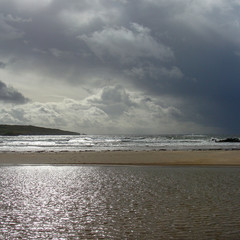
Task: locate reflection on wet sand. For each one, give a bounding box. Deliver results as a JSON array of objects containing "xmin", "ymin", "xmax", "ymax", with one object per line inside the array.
[{"xmin": 0, "ymin": 166, "xmax": 240, "ymax": 239}]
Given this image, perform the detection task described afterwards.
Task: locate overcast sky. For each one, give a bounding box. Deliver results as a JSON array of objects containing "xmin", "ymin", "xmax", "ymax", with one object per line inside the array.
[{"xmin": 0, "ymin": 0, "xmax": 240, "ymax": 134}]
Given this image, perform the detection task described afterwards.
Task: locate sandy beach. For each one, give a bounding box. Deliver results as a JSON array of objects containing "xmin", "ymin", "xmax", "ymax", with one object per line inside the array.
[{"xmin": 0, "ymin": 150, "xmax": 239, "ymax": 165}]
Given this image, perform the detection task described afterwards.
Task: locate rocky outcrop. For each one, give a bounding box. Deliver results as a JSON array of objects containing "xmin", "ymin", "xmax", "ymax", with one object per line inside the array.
[{"xmin": 215, "ymin": 137, "xmax": 240, "ymax": 143}]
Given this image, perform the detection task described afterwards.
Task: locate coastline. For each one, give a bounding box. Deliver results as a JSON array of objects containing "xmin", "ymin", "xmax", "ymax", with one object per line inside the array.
[{"xmin": 0, "ymin": 150, "xmax": 240, "ymax": 166}]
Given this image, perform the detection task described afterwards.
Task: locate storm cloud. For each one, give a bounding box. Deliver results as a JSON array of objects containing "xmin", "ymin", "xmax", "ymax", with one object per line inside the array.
[
  {"xmin": 0, "ymin": 62, "xmax": 6, "ymax": 69},
  {"xmin": 0, "ymin": 0, "xmax": 239, "ymax": 134},
  {"xmin": 0, "ymin": 80, "xmax": 29, "ymax": 104}
]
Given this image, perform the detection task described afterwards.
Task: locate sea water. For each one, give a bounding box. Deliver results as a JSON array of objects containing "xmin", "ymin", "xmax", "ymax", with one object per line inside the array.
[
  {"xmin": 0, "ymin": 166, "xmax": 240, "ymax": 239},
  {"xmin": 0, "ymin": 134, "xmax": 240, "ymax": 152}
]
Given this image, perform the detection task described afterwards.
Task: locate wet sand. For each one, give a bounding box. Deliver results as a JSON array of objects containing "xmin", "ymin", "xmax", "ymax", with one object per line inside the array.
[{"xmin": 0, "ymin": 150, "xmax": 240, "ymax": 165}]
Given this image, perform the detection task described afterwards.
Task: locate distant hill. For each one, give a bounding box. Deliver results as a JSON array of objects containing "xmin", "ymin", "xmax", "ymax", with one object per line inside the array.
[{"xmin": 0, "ymin": 125, "xmax": 80, "ymax": 136}]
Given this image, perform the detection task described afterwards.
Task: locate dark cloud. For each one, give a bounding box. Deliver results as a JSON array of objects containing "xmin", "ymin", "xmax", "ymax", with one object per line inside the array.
[
  {"xmin": 0, "ymin": 0, "xmax": 239, "ymax": 133},
  {"xmin": 0, "ymin": 80, "xmax": 29, "ymax": 104},
  {"xmin": 0, "ymin": 62, "xmax": 6, "ymax": 68}
]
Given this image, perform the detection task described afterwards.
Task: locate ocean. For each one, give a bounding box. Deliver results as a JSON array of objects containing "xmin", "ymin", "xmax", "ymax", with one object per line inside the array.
[
  {"xmin": 0, "ymin": 134, "xmax": 240, "ymax": 152},
  {"xmin": 0, "ymin": 166, "xmax": 240, "ymax": 239}
]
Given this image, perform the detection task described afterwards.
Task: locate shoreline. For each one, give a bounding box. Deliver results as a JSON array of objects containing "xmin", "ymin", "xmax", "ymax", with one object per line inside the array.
[{"xmin": 0, "ymin": 150, "xmax": 240, "ymax": 166}]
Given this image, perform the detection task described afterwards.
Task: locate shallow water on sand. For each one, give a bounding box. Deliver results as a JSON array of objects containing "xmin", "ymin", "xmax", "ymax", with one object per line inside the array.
[{"xmin": 0, "ymin": 166, "xmax": 240, "ymax": 239}]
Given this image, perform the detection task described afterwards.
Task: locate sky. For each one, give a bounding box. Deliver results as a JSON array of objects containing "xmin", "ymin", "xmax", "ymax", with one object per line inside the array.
[{"xmin": 0, "ymin": 0, "xmax": 240, "ymax": 134}]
